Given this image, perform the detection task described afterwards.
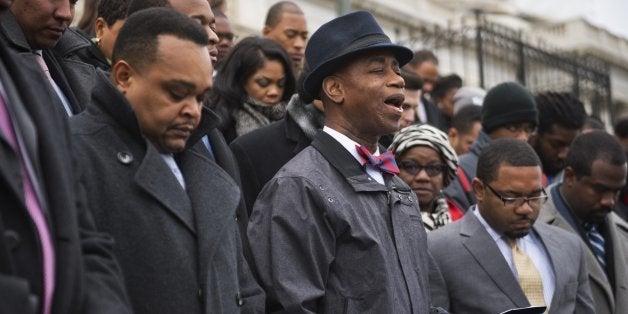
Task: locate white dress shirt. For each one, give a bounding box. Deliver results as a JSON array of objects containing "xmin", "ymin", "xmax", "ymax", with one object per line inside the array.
[
  {"xmin": 473, "ymin": 206, "xmax": 556, "ymax": 307},
  {"xmin": 323, "ymin": 126, "xmax": 385, "ymax": 185},
  {"xmin": 161, "ymin": 153, "xmax": 186, "ymax": 190}
]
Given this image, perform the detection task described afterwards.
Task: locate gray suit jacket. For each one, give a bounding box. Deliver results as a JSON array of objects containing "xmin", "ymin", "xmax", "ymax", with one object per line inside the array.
[
  {"xmin": 70, "ymin": 72, "xmax": 264, "ymax": 314},
  {"xmin": 539, "ymin": 185, "xmax": 628, "ymax": 314},
  {"xmin": 428, "ymin": 210, "xmax": 595, "ymax": 314}
]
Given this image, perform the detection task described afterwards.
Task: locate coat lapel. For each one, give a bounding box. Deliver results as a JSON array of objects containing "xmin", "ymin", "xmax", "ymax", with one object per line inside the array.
[
  {"xmin": 541, "ymin": 191, "xmax": 615, "ymax": 303},
  {"xmin": 460, "ymin": 213, "xmax": 530, "ymax": 308},
  {"xmin": 134, "ymin": 142, "xmax": 195, "ymax": 234},
  {"xmin": 311, "ymin": 131, "xmax": 388, "ymax": 193},
  {"xmin": 176, "ymin": 143, "xmax": 241, "ymax": 284},
  {"xmin": 609, "ymin": 213, "xmax": 628, "ymax": 311},
  {"xmin": 534, "ymin": 223, "xmax": 567, "ymax": 309}
]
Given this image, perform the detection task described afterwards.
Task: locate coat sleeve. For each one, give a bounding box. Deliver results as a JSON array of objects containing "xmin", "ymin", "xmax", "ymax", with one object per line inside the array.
[
  {"xmin": 427, "ymin": 251, "xmax": 451, "ymax": 311},
  {"xmin": 247, "ymin": 176, "xmax": 335, "ymax": 314}
]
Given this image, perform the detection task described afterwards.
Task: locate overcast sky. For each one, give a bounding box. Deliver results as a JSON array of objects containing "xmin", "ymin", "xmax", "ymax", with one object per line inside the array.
[{"xmin": 514, "ymin": 0, "xmax": 628, "ymax": 39}]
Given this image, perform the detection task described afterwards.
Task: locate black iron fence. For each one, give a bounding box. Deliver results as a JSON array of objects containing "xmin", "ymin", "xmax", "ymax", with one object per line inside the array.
[{"xmin": 399, "ymin": 13, "xmax": 613, "ymax": 122}]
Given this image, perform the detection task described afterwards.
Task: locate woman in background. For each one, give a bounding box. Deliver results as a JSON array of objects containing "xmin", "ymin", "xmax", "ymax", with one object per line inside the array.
[
  {"xmin": 72, "ymin": 0, "xmax": 128, "ymax": 71},
  {"xmin": 390, "ymin": 124, "xmax": 463, "ymax": 231},
  {"xmin": 208, "ymin": 36, "xmax": 295, "ymax": 142}
]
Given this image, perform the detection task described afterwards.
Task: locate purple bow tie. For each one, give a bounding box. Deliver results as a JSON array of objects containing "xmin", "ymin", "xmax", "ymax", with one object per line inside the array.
[{"xmin": 356, "ymin": 145, "xmax": 400, "ymax": 175}]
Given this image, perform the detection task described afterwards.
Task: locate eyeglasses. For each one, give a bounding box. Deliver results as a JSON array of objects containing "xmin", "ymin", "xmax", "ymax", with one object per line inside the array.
[
  {"xmin": 398, "ymin": 160, "xmax": 447, "ymax": 177},
  {"xmin": 216, "ymin": 32, "xmax": 237, "ymax": 42},
  {"xmin": 484, "ymin": 182, "xmax": 548, "ymax": 208}
]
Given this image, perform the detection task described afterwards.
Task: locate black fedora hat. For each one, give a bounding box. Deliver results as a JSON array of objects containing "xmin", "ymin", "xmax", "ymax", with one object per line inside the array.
[{"xmin": 303, "ymin": 11, "xmax": 413, "ymax": 100}]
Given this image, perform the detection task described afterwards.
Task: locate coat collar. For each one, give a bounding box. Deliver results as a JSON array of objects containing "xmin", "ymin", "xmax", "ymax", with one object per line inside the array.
[
  {"xmin": 0, "ymin": 11, "xmax": 32, "ymax": 53},
  {"xmin": 52, "ymin": 27, "xmax": 91, "ymax": 57},
  {"xmin": 311, "ymin": 130, "xmax": 409, "ymax": 193},
  {"xmin": 91, "ymin": 69, "xmax": 219, "ymax": 149}
]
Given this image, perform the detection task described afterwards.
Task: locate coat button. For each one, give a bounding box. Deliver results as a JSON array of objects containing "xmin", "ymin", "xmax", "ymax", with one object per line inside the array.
[
  {"xmin": 3, "ymin": 230, "xmax": 20, "ymax": 250},
  {"xmin": 235, "ymin": 292, "xmax": 244, "ymax": 307},
  {"xmin": 117, "ymin": 152, "xmax": 133, "ymax": 164}
]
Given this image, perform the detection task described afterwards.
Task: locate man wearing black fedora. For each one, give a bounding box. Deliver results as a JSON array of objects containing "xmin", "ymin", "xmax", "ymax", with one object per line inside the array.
[{"xmin": 247, "ymin": 11, "xmax": 432, "ymax": 313}]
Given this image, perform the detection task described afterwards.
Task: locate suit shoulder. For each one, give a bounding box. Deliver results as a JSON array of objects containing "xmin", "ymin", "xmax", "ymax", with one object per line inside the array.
[
  {"xmin": 535, "ymin": 221, "xmax": 581, "ymax": 245},
  {"xmin": 428, "ymin": 220, "xmax": 463, "ymax": 246},
  {"xmin": 53, "ymin": 27, "xmax": 92, "ymax": 57},
  {"xmin": 274, "ymin": 146, "xmax": 325, "ymax": 177}
]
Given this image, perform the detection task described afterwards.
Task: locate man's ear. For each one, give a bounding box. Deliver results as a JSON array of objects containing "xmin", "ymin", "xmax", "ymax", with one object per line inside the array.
[
  {"xmin": 472, "ymin": 177, "xmax": 485, "ymax": 203},
  {"xmin": 111, "ymin": 61, "xmax": 133, "ymax": 93},
  {"xmin": 448, "ymin": 128, "xmax": 458, "ymax": 144},
  {"xmin": 95, "ymin": 17, "xmax": 107, "ymax": 39},
  {"xmin": 262, "ymin": 25, "xmax": 271, "ymax": 36},
  {"xmin": 322, "ymin": 76, "xmax": 343, "ymax": 104}
]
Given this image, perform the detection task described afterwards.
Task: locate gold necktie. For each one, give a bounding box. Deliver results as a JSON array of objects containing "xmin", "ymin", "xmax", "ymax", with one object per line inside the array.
[{"xmin": 508, "ymin": 238, "xmax": 545, "ymax": 307}]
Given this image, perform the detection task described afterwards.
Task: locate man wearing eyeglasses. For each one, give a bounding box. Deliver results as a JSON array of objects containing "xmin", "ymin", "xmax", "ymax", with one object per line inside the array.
[
  {"xmin": 428, "ymin": 138, "xmax": 595, "ymax": 313},
  {"xmin": 539, "ymin": 131, "xmax": 628, "ymax": 314}
]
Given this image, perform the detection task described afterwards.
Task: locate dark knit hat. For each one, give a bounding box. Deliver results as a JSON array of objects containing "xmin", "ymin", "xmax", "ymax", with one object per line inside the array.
[{"xmin": 481, "ymin": 82, "xmax": 538, "ymax": 133}]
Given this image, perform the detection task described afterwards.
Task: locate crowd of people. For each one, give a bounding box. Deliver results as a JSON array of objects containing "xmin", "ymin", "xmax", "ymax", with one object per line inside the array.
[{"xmin": 1, "ymin": 0, "xmax": 627, "ymax": 313}]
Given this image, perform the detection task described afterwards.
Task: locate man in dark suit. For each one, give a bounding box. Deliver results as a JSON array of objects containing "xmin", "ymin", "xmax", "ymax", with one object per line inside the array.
[
  {"xmin": 126, "ymin": 0, "xmax": 251, "ymax": 267},
  {"xmin": 539, "ymin": 131, "xmax": 628, "ymax": 314},
  {"xmin": 429, "ymin": 139, "xmax": 594, "ymax": 313},
  {"xmin": 69, "ymin": 9, "xmax": 263, "ymax": 314},
  {"xmin": 0, "ymin": 0, "xmax": 96, "ymax": 115},
  {"xmin": 0, "ymin": 0, "xmax": 131, "ymax": 313}
]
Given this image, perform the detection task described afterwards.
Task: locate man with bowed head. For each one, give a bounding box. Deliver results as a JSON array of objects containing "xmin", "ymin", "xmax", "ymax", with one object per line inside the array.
[
  {"xmin": 540, "ymin": 131, "xmax": 628, "ymax": 314},
  {"xmin": 248, "ymin": 11, "xmax": 432, "ymax": 313},
  {"xmin": 0, "ymin": 0, "xmax": 131, "ymax": 312},
  {"xmin": 429, "ymin": 139, "xmax": 594, "ymax": 313},
  {"xmin": 69, "ymin": 8, "xmax": 263, "ymax": 314}
]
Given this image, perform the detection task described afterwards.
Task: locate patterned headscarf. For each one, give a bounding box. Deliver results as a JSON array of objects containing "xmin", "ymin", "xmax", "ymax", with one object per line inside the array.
[{"xmin": 388, "ymin": 124, "xmax": 459, "ymax": 184}]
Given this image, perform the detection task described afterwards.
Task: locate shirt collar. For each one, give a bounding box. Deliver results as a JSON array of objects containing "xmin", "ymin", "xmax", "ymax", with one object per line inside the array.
[{"xmin": 323, "ymin": 126, "xmax": 380, "ymax": 167}]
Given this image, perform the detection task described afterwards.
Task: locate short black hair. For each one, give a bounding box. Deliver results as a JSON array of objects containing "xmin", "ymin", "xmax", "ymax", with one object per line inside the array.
[
  {"xmin": 408, "ymin": 49, "xmax": 438, "ymax": 68},
  {"xmin": 476, "ymin": 138, "xmax": 541, "ymax": 184},
  {"xmin": 113, "ymin": 8, "xmax": 210, "ymax": 72},
  {"xmin": 614, "ymin": 117, "xmax": 628, "ymax": 138},
  {"xmin": 127, "ymin": 0, "xmax": 170, "ymax": 16},
  {"xmin": 432, "ymin": 74, "xmax": 462, "ymax": 102},
  {"xmin": 566, "ymin": 131, "xmax": 626, "ymax": 178},
  {"xmin": 535, "ymin": 92, "xmax": 587, "ymax": 135},
  {"xmin": 264, "ymin": 1, "xmax": 303, "ymax": 27},
  {"xmin": 400, "ymin": 69, "xmax": 423, "ymax": 91},
  {"xmin": 451, "ymin": 105, "xmax": 481, "ymax": 135},
  {"xmin": 98, "ymin": 0, "xmax": 129, "ymax": 26}
]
